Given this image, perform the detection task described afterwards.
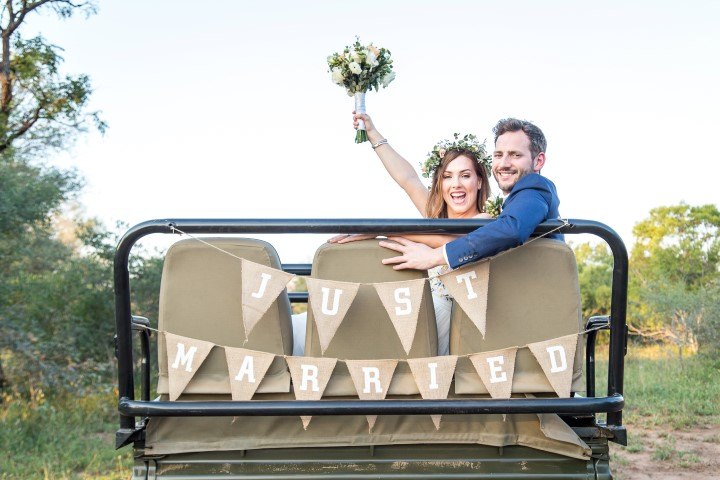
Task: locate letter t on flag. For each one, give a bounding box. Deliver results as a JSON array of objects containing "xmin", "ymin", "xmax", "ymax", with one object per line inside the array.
[{"xmin": 439, "ymin": 260, "xmax": 490, "ymax": 338}]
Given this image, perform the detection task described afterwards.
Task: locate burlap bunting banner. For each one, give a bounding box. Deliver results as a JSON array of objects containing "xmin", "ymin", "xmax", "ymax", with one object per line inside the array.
[
  {"xmin": 224, "ymin": 347, "xmax": 276, "ymax": 401},
  {"xmin": 469, "ymin": 347, "xmax": 518, "ymax": 420},
  {"xmin": 407, "ymin": 355, "xmax": 458, "ymax": 430},
  {"xmin": 373, "ymin": 279, "xmax": 426, "ymax": 354},
  {"xmin": 306, "ymin": 278, "xmax": 360, "ymax": 354},
  {"xmin": 439, "ymin": 260, "xmax": 490, "ymax": 338},
  {"xmin": 527, "ymin": 334, "xmax": 579, "ymax": 398},
  {"xmin": 346, "ymin": 359, "xmax": 399, "ymax": 432},
  {"xmin": 241, "ymin": 259, "xmax": 294, "ymax": 341},
  {"xmin": 286, "ymin": 356, "xmax": 338, "ymax": 429},
  {"xmin": 165, "ymin": 332, "xmax": 215, "ymax": 401}
]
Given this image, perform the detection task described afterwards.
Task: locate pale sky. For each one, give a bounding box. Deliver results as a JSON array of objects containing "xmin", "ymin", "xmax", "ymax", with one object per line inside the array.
[{"xmin": 25, "ymin": 1, "xmax": 720, "ymax": 262}]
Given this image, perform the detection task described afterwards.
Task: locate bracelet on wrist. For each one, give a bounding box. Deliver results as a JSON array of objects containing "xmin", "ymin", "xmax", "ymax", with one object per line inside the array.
[{"xmin": 371, "ymin": 138, "xmax": 388, "ymax": 149}]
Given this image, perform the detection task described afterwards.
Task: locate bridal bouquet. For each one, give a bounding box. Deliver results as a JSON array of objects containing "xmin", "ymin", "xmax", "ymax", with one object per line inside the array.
[
  {"xmin": 484, "ymin": 195, "xmax": 504, "ymax": 218},
  {"xmin": 327, "ymin": 38, "xmax": 395, "ymax": 143}
]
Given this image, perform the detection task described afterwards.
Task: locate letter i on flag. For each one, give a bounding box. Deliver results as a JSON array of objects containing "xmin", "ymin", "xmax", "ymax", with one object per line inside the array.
[
  {"xmin": 439, "ymin": 260, "xmax": 490, "ymax": 338},
  {"xmin": 305, "ymin": 278, "xmax": 360, "ymax": 354},
  {"xmin": 165, "ymin": 332, "xmax": 215, "ymax": 401},
  {"xmin": 241, "ymin": 259, "xmax": 294, "ymax": 341},
  {"xmin": 406, "ymin": 356, "xmax": 458, "ymax": 430},
  {"xmin": 346, "ymin": 359, "xmax": 398, "ymax": 432}
]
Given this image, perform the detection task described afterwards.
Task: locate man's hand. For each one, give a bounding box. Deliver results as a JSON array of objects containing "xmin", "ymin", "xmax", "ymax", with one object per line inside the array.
[{"xmin": 379, "ymin": 237, "xmax": 447, "ymax": 270}]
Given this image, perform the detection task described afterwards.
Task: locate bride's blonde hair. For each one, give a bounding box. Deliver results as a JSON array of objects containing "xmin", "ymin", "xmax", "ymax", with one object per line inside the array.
[{"xmin": 424, "ymin": 150, "xmax": 491, "ymax": 218}]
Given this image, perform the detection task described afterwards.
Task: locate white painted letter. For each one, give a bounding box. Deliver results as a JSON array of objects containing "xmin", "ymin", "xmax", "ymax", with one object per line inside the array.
[
  {"xmin": 320, "ymin": 287, "xmax": 342, "ymax": 315},
  {"xmin": 171, "ymin": 343, "xmax": 197, "ymax": 372},
  {"xmin": 546, "ymin": 346, "xmax": 568, "ymax": 373},
  {"xmin": 300, "ymin": 364, "xmax": 320, "ymax": 392},
  {"xmin": 234, "ymin": 355, "xmax": 256, "ymax": 383},
  {"xmin": 456, "ymin": 271, "xmax": 478, "ymax": 300},
  {"xmin": 428, "ymin": 362, "xmax": 439, "ymax": 390},
  {"xmin": 251, "ymin": 272, "xmax": 272, "ymax": 299},
  {"xmin": 394, "ymin": 287, "xmax": 412, "ymax": 316},
  {"xmin": 486, "ymin": 355, "xmax": 507, "ymax": 383},
  {"xmin": 362, "ymin": 367, "xmax": 382, "ymax": 394}
]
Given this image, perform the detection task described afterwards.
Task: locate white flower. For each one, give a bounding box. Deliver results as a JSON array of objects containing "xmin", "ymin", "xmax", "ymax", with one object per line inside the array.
[
  {"xmin": 366, "ymin": 50, "xmax": 378, "ymax": 67},
  {"xmin": 380, "ymin": 71, "xmax": 396, "ymax": 87},
  {"xmin": 351, "ymin": 50, "xmax": 362, "ymax": 63},
  {"xmin": 349, "ymin": 62, "xmax": 362, "ymax": 75},
  {"xmin": 331, "ymin": 67, "xmax": 344, "ymax": 85}
]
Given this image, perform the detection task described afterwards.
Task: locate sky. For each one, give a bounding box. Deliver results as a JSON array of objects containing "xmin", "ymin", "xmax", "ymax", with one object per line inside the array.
[{"xmin": 23, "ymin": 0, "xmax": 720, "ymax": 262}]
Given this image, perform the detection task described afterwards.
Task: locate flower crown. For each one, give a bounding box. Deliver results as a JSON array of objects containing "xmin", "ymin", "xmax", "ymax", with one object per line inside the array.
[{"xmin": 420, "ymin": 133, "xmax": 492, "ymax": 179}]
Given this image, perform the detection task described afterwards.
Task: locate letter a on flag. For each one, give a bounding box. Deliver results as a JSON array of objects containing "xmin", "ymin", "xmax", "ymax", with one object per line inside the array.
[
  {"xmin": 306, "ymin": 278, "xmax": 360, "ymax": 354},
  {"xmin": 286, "ymin": 356, "xmax": 338, "ymax": 429},
  {"xmin": 527, "ymin": 334, "xmax": 579, "ymax": 398},
  {"xmin": 440, "ymin": 260, "xmax": 490, "ymax": 337},
  {"xmin": 165, "ymin": 332, "xmax": 214, "ymax": 401},
  {"xmin": 373, "ymin": 279, "xmax": 426, "ymax": 354},
  {"xmin": 224, "ymin": 347, "xmax": 276, "ymax": 401},
  {"xmin": 241, "ymin": 259, "xmax": 294, "ymax": 341}
]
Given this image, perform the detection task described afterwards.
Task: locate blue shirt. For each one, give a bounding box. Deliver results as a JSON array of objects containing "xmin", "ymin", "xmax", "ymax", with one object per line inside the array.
[{"xmin": 444, "ymin": 173, "xmax": 562, "ymax": 269}]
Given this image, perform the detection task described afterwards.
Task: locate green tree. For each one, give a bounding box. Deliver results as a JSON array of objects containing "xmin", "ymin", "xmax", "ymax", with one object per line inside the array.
[
  {"xmin": 572, "ymin": 242, "xmax": 613, "ymax": 320},
  {"xmin": 630, "ymin": 203, "xmax": 720, "ymax": 356}
]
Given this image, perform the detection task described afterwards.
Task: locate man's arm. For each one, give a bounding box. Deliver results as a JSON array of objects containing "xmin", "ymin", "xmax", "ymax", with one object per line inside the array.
[{"xmin": 444, "ymin": 174, "xmax": 553, "ymax": 268}]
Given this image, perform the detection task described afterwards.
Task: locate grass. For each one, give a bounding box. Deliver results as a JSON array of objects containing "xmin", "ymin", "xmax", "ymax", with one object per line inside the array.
[
  {"xmin": 0, "ymin": 388, "xmax": 132, "ymax": 479},
  {"xmin": 596, "ymin": 344, "xmax": 720, "ymax": 428}
]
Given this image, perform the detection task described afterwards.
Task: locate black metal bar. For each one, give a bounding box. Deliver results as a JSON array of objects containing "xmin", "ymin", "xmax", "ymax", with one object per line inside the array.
[
  {"xmin": 119, "ymin": 394, "xmax": 624, "ymax": 417},
  {"xmin": 131, "ymin": 316, "xmax": 151, "ymax": 402},
  {"xmin": 584, "ymin": 316, "xmax": 610, "ymax": 398},
  {"xmin": 283, "ymin": 264, "xmax": 311, "ymax": 275},
  {"xmin": 288, "ymin": 292, "xmax": 309, "ymax": 303},
  {"xmin": 114, "ymin": 219, "xmax": 628, "ymax": 427}
]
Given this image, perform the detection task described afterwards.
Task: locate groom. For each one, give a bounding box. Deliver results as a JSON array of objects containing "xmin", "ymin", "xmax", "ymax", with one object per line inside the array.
[{"xmin": 381, "ymin": 118, "xmax": 562, "ymax": 270}]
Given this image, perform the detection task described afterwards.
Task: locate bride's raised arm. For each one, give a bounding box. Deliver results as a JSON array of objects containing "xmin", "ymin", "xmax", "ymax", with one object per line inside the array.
[{"xmin": 354, "ymin": 112, "xmax": 428, "ymax": 216}]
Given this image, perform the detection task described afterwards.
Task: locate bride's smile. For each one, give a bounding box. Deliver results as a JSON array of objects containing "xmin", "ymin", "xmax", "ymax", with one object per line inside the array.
[{"xmin": 441, "ymin": 155, "xmax": 481, "ymax": 219}]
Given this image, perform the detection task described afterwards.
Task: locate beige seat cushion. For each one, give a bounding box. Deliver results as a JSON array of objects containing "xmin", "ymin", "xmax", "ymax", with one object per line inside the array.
[
  {"xmin": 450, "ymin": 239, "xmax": 584, "ymax": 394},
  {"xmin": 304, "ymin": 240, "xmax": 437, "ymax": 395},
  {"xmin": 157, "ymin": 238, "xmax": 292, "ymax": 395}
]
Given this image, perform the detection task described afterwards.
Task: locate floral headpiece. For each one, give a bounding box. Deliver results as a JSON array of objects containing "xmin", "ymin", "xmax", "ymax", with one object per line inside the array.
[{"xmin": 420, "ymin": 133, "xmax": 492, "ymax": 179}]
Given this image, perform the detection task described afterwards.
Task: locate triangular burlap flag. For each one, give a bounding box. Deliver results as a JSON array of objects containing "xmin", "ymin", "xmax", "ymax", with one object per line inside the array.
[
  {"xmin": 165, "ymin": 332, "xmax": 215, "ymax": 401},
  {"xmin": 306, "ymin": 278, "xmax": 360, "ymax": 354},
  {"xmin": 470, "ymin": 346, "xmax": 518, "ymax": 421},
  {"xmin": 346, "ymin": 359, "xmax": 398, "ymax": 432},
  {"xmin": 224, "ymin": 347, "xmax": 276, "ymax": 401},
  {"xmin": 527, "ymin": 334, "xmax": 579, "ymax": 398},
  {"xmin": 440, "ymin": 260, "xmax": 490, "ymax": 337},
  {"xmin": 469, "ymin": 347, "xmax": 518, "ymax": 400},
  {"xmin": 373, "ymin": 279, "xmax": 426, "ymax": 354},
  {"xmin": 241, "ymin": 259, "xmax": 294, "ymax": 340},
  {"xmin": 286, "ymin": 356, "xmax": 338, "ymax": 429},
  {"xmin": 406, "ymin": 355, "xmax": 458, "ymax": 430}
]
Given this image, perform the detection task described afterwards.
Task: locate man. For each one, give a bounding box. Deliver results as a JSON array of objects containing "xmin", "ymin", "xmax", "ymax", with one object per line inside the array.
[{"xmin": 380, "ymin": 118, "xmax": 562, "ymax": 270}]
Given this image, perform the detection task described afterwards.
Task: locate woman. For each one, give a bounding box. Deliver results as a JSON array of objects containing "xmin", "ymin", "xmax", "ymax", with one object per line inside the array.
[{"xmin": 327, "ymin": 112, "xmax": 494, "ymax": 355}]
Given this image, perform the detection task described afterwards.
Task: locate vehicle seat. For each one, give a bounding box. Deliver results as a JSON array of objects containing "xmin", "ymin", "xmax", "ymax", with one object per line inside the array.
[
  {"xmin": 450, "ymin": 239, "xmax": 585, "ymax": 394},
  {"xmin": 156, "ymin": 237, "xmax": 292, "ymax": 396},
  {"xmin": 304, "ymin": 240, "xmax": 437, "ymax": 395}
]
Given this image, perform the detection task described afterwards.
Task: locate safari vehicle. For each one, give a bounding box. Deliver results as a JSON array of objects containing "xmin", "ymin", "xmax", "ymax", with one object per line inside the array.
[{"xmin": 114, "ymin": 218, "xmax": 628, "ymax": 479}]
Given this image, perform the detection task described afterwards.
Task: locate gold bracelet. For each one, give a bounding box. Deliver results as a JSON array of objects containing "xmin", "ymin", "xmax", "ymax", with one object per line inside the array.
[{"xmin": 371, "ymin": 138, "xmax": 388, "ymax": 149}]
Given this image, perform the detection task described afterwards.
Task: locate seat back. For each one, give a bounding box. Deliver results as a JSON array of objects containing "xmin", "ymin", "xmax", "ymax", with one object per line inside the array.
[
  {"xmin": 450, "ymin": 239, "xmax": 584, "ymax": 394},
  {"xmin": 157, "ymin": 237, "xmax": 292, "ymax": 395},
  {"xmin": 304, "ymin": 240, "xmax": 437, "ymax": 395}
]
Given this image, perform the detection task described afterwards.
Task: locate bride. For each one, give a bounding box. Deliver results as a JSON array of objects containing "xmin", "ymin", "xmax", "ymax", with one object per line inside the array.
[{"xmin": 327, "ymin": 112, "xmax": 495, "ymax": 355}]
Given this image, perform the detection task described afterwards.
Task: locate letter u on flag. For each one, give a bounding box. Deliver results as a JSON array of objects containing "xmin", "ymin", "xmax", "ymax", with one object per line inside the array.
[
  {"xmin": 305, "ymin": 277, "xmax": 360, "ymax": 354},
  {"xmin": 527, "ymin": 333, "xmax": 579, "ymax": 398},
  {"xmin": 439, "ymin": 260, "xmax": 490, "ymax": 338},
  {"xmin": 241, "ymin": 259, "xmax": 294, "ymax": 341},
  {"xmin": 286, "ymin": 356, "xmax": 338, "ymax": 429},
  {"xmin": 165, "ymin": 332, "xmax": 215, "ymax": 401},
  {"xmin": 373, "ymin": 278, "xmax": 426, "ymax": 354}
]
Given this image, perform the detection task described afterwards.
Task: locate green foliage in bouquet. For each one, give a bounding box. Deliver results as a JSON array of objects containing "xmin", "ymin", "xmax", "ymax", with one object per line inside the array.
[{"xmin": 327, "ymin": 38, "xmax": 395, "ymax": 96}]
